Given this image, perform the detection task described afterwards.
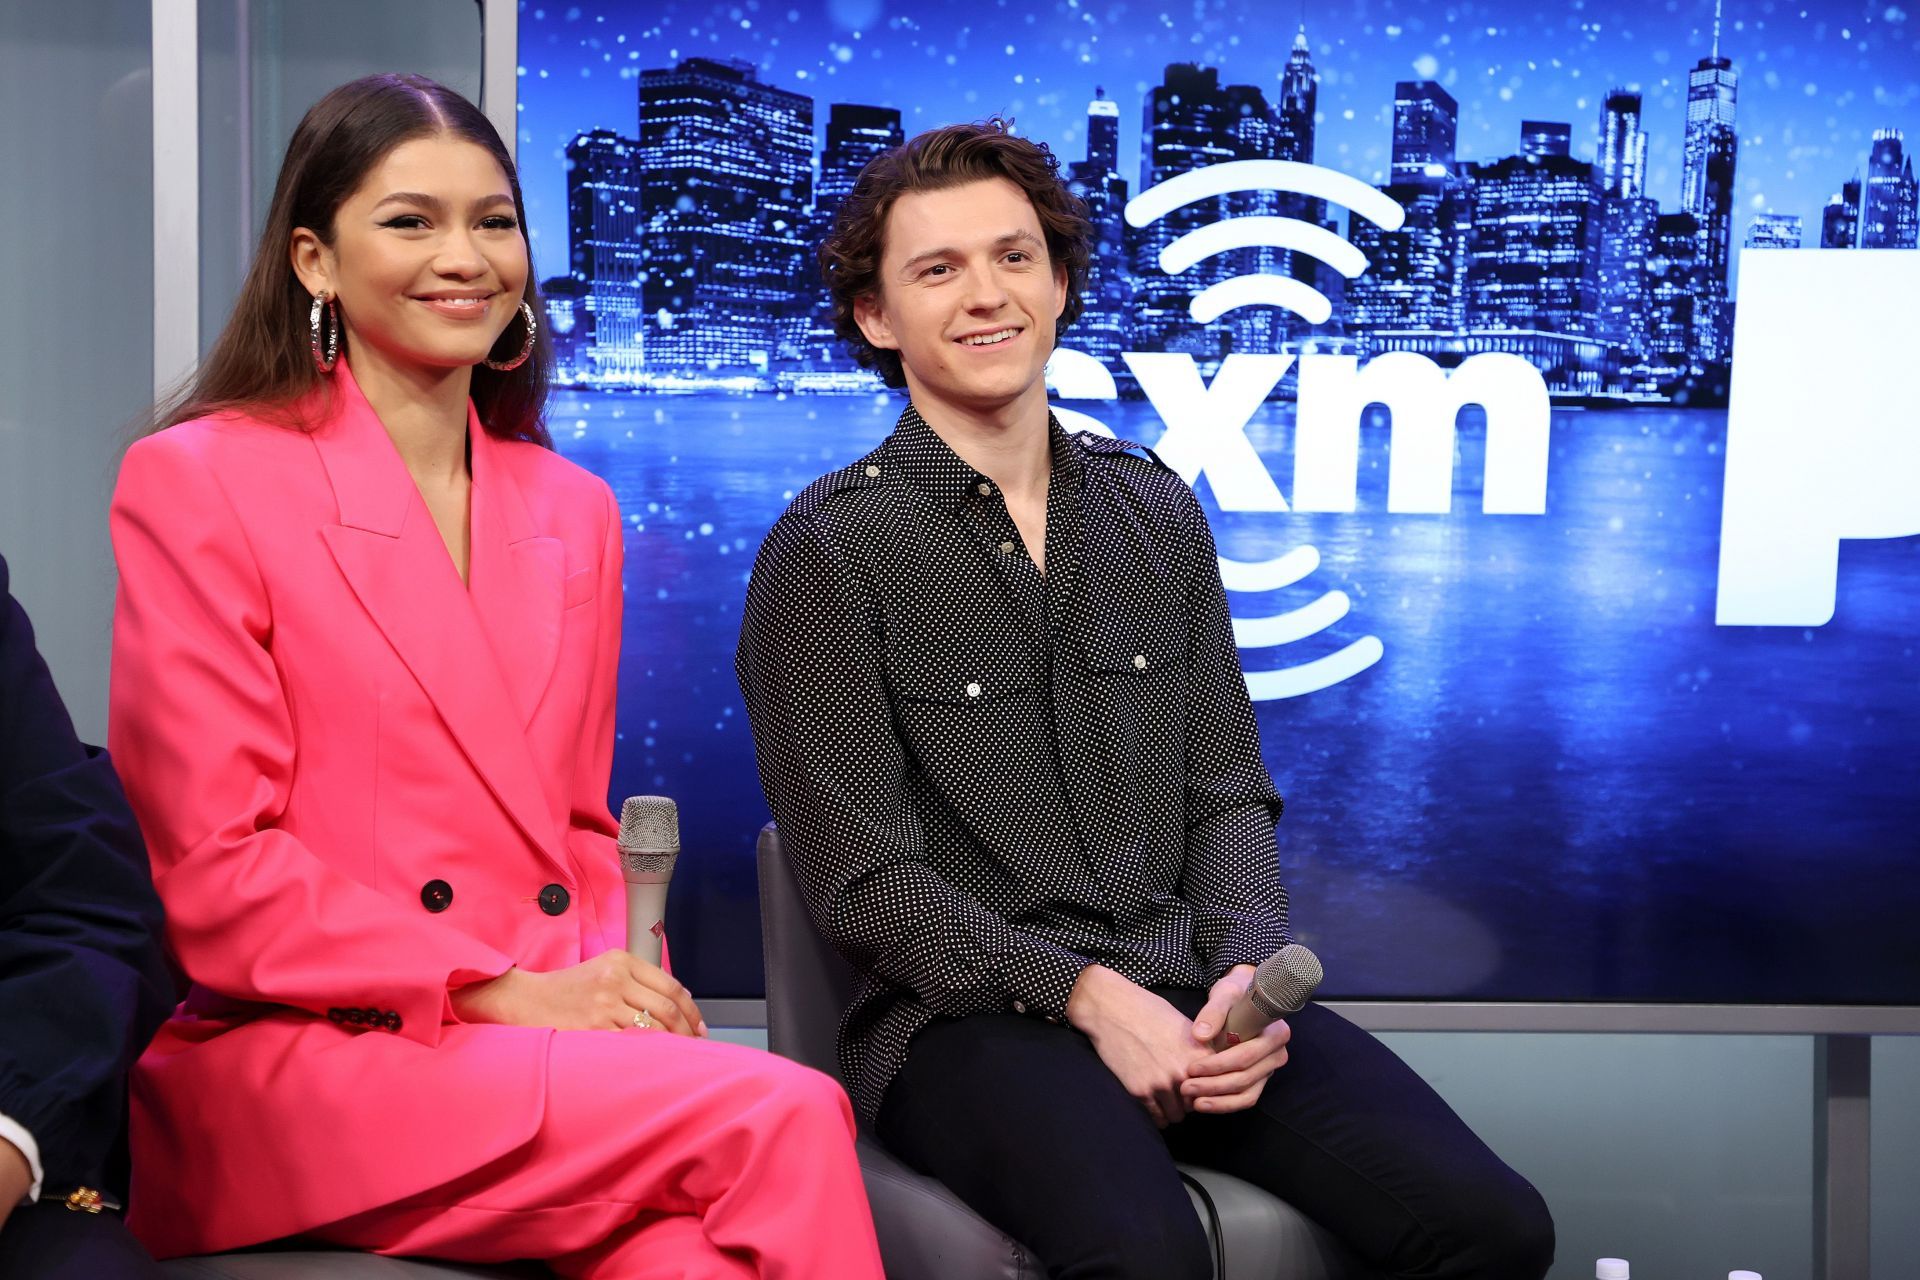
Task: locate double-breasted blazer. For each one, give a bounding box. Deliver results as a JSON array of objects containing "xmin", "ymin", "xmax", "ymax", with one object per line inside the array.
[{"xmin": 108, "ymin": 361, "xmax": 629, "ymax": 1257}]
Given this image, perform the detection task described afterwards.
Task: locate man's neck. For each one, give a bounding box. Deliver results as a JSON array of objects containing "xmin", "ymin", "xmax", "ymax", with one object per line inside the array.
[{"xmin": 907, "ymin": 380, "xmax": 1053, "ymax": 506}]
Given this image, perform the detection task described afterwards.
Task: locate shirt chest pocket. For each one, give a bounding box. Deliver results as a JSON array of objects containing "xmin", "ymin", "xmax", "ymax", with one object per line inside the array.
[
  {"xmin": 1077, "ymin": 626, "xmax": 1187, "ymax": 763},
  {"xmin": 1078, "ymin": 620, "xmax": 1183, "ymax": 685},
  {"xmin": 886, "ymin": 646, "xmax": 1040, "ymax": 791}
]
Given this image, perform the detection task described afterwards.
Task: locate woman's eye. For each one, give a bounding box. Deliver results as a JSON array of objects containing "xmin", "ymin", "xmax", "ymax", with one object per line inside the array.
[
  {"xmin": 482, "ymin": 216, "xmax": 520, "ymax": 231},
  {"xmin": 381, "ymin": 215, "xmax": 428, "ymax": 230}
]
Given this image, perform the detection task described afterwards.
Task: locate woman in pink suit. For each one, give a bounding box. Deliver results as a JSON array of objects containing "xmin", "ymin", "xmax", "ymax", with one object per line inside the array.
[{"xmin": 108, "ymin": 74, "xmax": 881, "ymax": 1279}]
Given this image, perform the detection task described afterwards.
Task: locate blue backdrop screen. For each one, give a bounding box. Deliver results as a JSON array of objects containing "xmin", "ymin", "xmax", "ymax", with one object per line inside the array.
[{"xmin": 517, "ymin": 0, "xmax": 1920, "ymax": 1001}]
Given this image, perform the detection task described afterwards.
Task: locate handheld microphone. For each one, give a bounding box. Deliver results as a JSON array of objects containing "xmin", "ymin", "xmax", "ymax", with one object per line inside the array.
[
  {"xmin": 618, "ymin": 796, "xmax": 679, "ymax": 967},
  {"xmin": 1217, "ymin": 943, "xmax": 1323, "ymax": 1048}
]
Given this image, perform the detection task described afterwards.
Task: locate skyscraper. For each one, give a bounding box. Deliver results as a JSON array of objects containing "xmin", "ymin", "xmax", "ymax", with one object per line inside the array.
[
  {"xmin": 564, "ymin": 129, "xmax": 645, "ymax": 382},
  {"xmin": 1068, "ymin": 90, "xmax": 1131, "ymax": 365},
  {"xmin": 1822, "ymin": 177, "xmax": 1862, "ymax": 249},
  {"xmin": 801, "ymin": 103, "xmax": 903, "ymax": 370},
  {"xmin": 1521, "ymin": 121, "xmax": 1572, "ymax": 159},
  {"xmin": 1392, "ymin": 81, "xmax": 1459, "ymax": 184},
  {"xmin": 1744, "ymin": 213, "xmax": 1802, "ymax": 250},
  {"xmin": 1346, "ymin": 183, "xmax": 1469, "ymax": 340},
  {"xmin": 1087, "ymin": 88, "xmax": 1121, "ymax": 175},
  {"xmin": 816, "ymin": 103, "xmax": 902, "ymax": 226},
  {"xmin": 1862, "ymin": 129, "xmax": 1920, "ymax": 250},
  {"xmin": 1680, "ymin": 7, "xmax": 1737, "ymax": 361},
  {"xmin": 1465, "ymin": 142, "xmax": 1602, "ymax": 336},
  {"xmin": 635, "ymin": 57, "xmax": 813, "ymax": 373},
  {"xmin": 1132, "ymin": 63, "xmax": 1271, "ymax": 358},
  {"xmin": 1596, "ymin": 195, "xmax": 1657, "ymax": 354},
  {"xmin": 1599, "ymin": 90, "xmax": 1648, "ymax": 199},
  {"xmin": 1276, "ymin": 27, "xmax": 1317, "ymax": 165},
  {"xmin": 1646, "ymin": 212, "xmax": 1703, "ymax": 380}
]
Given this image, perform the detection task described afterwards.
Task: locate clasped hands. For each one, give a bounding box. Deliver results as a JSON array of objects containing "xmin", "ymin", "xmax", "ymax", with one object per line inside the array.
[
  {"xmin": 451, "ymin": 949, "xmax": 708, "ymax": 1037},
  {"xmin": 1066, "ymin": 963, "xmax": 1291, "ymax": 1129}
]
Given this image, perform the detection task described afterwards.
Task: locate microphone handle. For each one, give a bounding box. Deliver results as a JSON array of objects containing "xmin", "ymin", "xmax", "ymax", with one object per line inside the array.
[
  {"xmin": 1217, "ymin": 991, "xmax": 1276, "ymax": 1048},
  {"xmin": 626, "ymin": 880, "xmax": 669, "ymax": 967}
]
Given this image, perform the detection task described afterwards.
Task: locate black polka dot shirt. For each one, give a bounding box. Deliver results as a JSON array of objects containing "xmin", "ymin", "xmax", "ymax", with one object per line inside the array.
[{"xmin": 736, "ymin": 404, "xmax": 1290, "ymax": 1125}]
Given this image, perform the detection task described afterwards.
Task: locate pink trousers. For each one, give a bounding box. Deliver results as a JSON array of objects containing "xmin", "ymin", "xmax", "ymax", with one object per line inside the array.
[{"xmin": 311, "ymin": 1030, "xmax": 884, "ymax": 1279}]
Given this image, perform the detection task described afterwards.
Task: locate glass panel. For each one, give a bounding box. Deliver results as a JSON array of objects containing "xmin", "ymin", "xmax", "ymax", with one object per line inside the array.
[{"xmin": 0, "ymin": 0, "xmax": 154, "ymax": 741}]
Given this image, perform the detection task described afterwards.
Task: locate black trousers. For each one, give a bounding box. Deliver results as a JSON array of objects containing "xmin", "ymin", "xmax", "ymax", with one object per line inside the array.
[
  {"xmin": 877, "ymin": 993, "xmax": 1555, "ymax": 1280},
  {"xmin": 0, "ymin": 1203, "xmax": 163, "ymax": 1280}
]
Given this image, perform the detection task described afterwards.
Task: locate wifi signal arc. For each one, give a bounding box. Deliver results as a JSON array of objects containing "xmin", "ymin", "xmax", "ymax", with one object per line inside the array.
[
  {"xmin": 1125, "ymin": 159, "xmax": 1408, "ymax": 328},
  {"xmin": 1124, "ymin": 160, "xmax": 1406, "ymax": 232},
  {"xmin": 1217, "ymin": 550, "xmax": 1384, "ymax": 700}
]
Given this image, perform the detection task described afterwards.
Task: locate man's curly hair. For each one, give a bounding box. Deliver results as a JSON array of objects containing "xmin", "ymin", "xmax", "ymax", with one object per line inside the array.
[{"xmin": 818, "ymin": 120, "xmax": 1093, "ymax": 389}]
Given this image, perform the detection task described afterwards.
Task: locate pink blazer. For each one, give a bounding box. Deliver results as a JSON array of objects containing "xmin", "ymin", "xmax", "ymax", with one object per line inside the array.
[{"xmin": 109, "ymin": 362, "xmax": 629, "ymax": 1256}]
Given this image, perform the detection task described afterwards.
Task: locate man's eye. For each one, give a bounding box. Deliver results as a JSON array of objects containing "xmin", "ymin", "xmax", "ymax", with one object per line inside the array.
[
  {"xmin": 924, "ymin": 264, "xmax": 951, "ymax": 277},
  {"xmin": 1006, "ymin": 251, "xmax": 1029, "ymax": 263}
]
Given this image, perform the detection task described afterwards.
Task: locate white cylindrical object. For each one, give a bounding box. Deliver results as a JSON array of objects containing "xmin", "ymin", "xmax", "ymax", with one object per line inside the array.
[
  {"xmin": 1729, "ymin": 1271, "xmax": 1762, "ymax": 1279},
  {"xmin": 625, "ymin": 880, "xmax": 670, "ymax": 967},
  {"xmin": 1595, "ymin": 1260, "xmax": 1629, "ymax": 1280},
  {"xmin": 618, "ymin": 796, "xmax": 679, "ymax": 967}
]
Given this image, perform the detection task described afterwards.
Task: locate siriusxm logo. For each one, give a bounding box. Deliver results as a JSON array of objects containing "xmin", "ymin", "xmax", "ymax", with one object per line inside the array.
[
  {"xmin": 1049, "ymin": 160, "xmax": 1552, "ymax": 699},
  {"xmin": 1716, "ymin": 249, "xmax": 1920, "ymax": 626}
]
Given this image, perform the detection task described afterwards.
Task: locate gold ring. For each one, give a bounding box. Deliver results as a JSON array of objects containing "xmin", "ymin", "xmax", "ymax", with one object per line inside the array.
[{"xmin": 632, "ymin": 1010, "xmax": 653, "ymax": 1030}]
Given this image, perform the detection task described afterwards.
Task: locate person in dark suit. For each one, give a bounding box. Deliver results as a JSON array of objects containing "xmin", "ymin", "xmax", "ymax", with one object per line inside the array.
[{"xmin": 0, "ymin": 552, "xmax": 173, "ymax": 1278}]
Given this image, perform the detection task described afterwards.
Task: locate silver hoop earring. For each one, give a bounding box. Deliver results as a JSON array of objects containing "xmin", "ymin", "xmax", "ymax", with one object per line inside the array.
[
  {"xmin": 485, "ymin": 301, "xmax": 537, "ymax": 372},
  {"xmin": 309, "ymin": 292, "xmax": 339, "ymax": 374}
]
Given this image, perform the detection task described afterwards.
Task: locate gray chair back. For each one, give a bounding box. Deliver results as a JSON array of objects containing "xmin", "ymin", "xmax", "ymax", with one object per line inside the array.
[{"xmin": 755, "ymin": 823, "xmax": 858, "ymax": 1079}]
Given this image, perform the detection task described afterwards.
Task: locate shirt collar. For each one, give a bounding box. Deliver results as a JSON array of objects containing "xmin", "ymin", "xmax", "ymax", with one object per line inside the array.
[{"xmin": 882, "ymin": 403, "xmax": 1084, "ymax": 510}]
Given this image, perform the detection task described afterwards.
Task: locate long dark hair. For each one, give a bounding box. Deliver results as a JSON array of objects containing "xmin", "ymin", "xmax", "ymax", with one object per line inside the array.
[{"xmin": 149, "ymin": 74, "xmax": 552, "ymax": 446}]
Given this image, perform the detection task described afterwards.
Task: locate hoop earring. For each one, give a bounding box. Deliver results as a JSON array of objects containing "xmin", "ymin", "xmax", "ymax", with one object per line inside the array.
[
  {"xmin": 485, "ymin": 301, "xmax": 537, "ymax": 372},
  {"xmin": 309, "ymin": 292, "xmax": 339, "ymax": 374}
]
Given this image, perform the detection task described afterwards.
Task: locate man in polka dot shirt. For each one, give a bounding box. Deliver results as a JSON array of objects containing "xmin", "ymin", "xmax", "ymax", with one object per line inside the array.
[{"xmin": 737, "ymin": 120, "xmax": 1553, "ymax": 1280}]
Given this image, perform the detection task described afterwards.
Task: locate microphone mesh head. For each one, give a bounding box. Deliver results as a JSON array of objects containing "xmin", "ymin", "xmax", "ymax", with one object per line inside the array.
[
  {"xmin": 618, "ymin": 796, "xmax": 679, "ymax": 875},
  {"xmin": 1248, "ymin": 943, "xmax": 1323, "ymax": 1019}
]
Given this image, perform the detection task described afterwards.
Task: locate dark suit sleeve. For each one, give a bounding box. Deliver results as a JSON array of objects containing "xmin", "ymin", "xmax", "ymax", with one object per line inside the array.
[{"xmin": 0, "ymin": 554, "xmax": 174, "ymax": 1193}]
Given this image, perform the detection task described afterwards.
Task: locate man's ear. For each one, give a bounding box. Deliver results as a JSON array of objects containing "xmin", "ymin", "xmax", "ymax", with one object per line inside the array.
[
  {"xmin": 1053, "ymin": 260, "xmax": 1069, "ymax": 322},
  {"xmin": 853, "ymin": 291, "xmax": 900, "ymax": 351},
  {"xmin": 289, "ymin": 228, "xmax": 332, "ymax": 298}
]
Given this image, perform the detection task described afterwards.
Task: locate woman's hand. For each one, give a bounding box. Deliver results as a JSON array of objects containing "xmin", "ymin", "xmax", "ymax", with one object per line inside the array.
[
  {"xmin": 1066, "ymin": 965, "xmax": 1212, "ymax": 1128},
  {"xmin": 450, "ymin": 949, "xmax": 707, "ymax": 1036}
]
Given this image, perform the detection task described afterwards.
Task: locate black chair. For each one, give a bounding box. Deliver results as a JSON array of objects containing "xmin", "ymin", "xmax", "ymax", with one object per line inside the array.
[{"xmin": 755, "ymin": 823, "xmax": 1365, "ymax": 1280}]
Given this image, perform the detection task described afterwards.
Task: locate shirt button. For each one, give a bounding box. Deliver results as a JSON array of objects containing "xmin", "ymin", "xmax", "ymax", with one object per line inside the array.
[
  {"xmin": 865, "ymin": 465, "xmax": 881, "ymax": 478},
  {"xmin": 420, "ymin": 879, "xmax": 453, "ymax": 913},
  {"xmin": 966, "ymin": 682, "xmax": 982, "ymax": 699},
  {"xmin": 999, "ymin": 541, "xmax": 1016, "ymax": 555},
  {"xmin": 977, "ymin": 482, "xmax": 993, "ymax": 497},
  {"xmin": 538, "ymin": 883, "xmax": 571, "ymax": 915},
  {"xmin": 1134, "ymin": 654, "xmax": 1148, "ymax": 670}
]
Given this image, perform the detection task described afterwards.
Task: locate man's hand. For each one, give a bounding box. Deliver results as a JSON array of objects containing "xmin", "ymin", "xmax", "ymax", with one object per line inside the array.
[
  {"xmin": 1066, "ymin": 965, "xmax": 1211, "ymax": 1128},
  {"xmin": 0, "ymin": 1137, "xmax": 32, "ymax": 1232},
  {"xmin": 450, "ymin": 949, "xmax": 707, "ymax": 1036},
  {"xmin": 1181, "ymin": 964, "xmax": 1291, "ymax": 1115}
]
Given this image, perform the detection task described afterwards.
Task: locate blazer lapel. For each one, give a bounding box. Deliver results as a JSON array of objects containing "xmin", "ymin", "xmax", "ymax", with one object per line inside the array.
[
  {"xmin": 466, "ymin": 418, "xmax": 565, "ymax": 728},
  {"xmin": 309, "ymin": 363, "xmax": 566, "ymax": 874}
]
